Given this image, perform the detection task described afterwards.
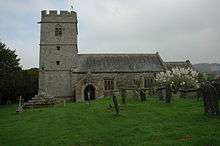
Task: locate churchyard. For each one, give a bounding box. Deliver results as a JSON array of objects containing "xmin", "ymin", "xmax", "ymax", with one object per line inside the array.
[
  {"xmin": 0, "ymin": 67, "xmax": 220, "ymax": 146},
  {"xmin": 0, "ymin": 95, "xmax": 219, "ymax": 146},
  {"xmin": 1, "ymin": 1, "xmax": 220, "ymax": 145}
]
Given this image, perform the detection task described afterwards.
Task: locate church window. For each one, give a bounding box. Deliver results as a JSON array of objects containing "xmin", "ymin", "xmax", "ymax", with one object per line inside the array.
[
  {"xmin": 55, "ymin": 24, "xmax": 62, "ymax": 36},
  {"xmin": 57, "ymin": 46, "xmax": 60, "ymax": 50},
  {"xmin": 104, "ymin": 79, "xmax": 114, "ymax": 91},
  {"xmin": 56, "ymin": 61, "xmax": 60, "ymax": 65},
  {"xmin": 144, "ymin": 78, "xmax": 155, "ymax": 88}
]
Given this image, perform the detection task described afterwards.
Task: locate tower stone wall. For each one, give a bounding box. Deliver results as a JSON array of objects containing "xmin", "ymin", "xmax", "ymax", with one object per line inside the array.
[{"xmin": 38, "ymin": 10, "xmax": 78, "ymax": 97}]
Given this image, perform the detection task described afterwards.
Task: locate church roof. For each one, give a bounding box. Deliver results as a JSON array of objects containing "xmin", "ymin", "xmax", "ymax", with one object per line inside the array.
[
  {"xmin": 73, "ymin": 53, "xmax": 165, "ymax": 73},
  {"xmin": 165, "ymin": 60, "xmax": 193, "ymax": 70}
]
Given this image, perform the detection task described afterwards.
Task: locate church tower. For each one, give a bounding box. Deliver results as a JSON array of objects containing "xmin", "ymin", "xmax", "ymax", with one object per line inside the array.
[{"xmin": 38, "ymin": 10, "xmax": 78, "ymax": 97}]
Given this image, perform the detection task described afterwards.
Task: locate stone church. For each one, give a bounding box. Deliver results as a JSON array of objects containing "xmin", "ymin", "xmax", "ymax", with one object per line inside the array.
[{"xmin": 38, "ymin": 10, "xmax": 192, "ymax": 101}]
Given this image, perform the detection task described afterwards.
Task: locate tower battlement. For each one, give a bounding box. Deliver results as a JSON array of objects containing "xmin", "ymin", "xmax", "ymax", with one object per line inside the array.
[
  {"xmin": 39, "ymin": 9, "xmax": 78, "ymax": 71},
  {"xmin": 41, "ymin": 10, "xmax": 77, "ymax": 23}
]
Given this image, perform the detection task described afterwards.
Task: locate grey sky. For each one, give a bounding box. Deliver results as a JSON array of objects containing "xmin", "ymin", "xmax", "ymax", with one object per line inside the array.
[{"xmin": 0, "ymin": 0, "xmax": 219, "ymax": 69}]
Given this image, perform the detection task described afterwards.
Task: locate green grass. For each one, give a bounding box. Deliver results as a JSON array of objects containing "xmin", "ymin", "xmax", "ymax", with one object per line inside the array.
[{"xmin": 0, "ymin": 97, "xmax": 219, "ymax": 146}]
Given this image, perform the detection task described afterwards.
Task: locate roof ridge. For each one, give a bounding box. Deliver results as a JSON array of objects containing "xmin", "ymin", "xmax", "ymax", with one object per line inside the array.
[
  {"xmin": 166, "ymin": 61, "xmax": 188, "ymax": 63},
  {"xmin": 78, "ymin": 53, "xmax": 157, "ymax": 56}
]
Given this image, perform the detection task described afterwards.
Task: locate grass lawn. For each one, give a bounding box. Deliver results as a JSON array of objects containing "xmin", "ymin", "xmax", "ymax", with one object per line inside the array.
[{"xmin": 0, "ymin": 97, "xmax": 219, "ymax": 146}]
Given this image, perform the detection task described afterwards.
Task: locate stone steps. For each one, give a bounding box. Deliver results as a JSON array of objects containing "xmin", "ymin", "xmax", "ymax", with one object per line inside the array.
[{"xmin": 24, "ymin": 95, "xmax": 63, "ymax": 108}]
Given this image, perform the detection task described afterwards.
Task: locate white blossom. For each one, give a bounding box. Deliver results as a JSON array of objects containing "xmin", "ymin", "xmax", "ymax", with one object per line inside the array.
[{"xmin": 156, "ymin": 67, "xmax": 200, "ymax": 89}]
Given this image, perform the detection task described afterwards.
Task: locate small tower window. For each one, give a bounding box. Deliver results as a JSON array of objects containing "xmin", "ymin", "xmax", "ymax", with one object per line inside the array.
[
  {"xmin": 56, "ymin": 61, "xmax": 60, "ymax": 65},
  {"xmin": 57, "ymin": 46, "xmax": 60, "ymax": 50},
  {"xmin": 55, "ymin": 24, "xmax": 62, "ymax": 36}
]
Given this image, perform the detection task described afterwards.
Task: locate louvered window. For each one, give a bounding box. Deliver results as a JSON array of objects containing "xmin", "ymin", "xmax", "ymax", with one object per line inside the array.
[{"xmin": 55, "ymin": 24, "xmax": 62, "ymax": 36}]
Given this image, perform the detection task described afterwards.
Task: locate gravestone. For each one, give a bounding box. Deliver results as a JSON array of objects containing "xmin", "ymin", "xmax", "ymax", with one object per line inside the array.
[
  {"xmin": 165, "ymin": 85, "xmax": 172, "ymax": 103},
  {"xmin": 120, "ymin": 89, "xmax": 127, "ymax": 104},
  {"xmin": 213, "ymin": 79, "xmax": 220, "ymax": 100},
  {"xmin": 112, "ymin": 94, "xmax": 119, "ymax": 116},
  {"xmin": 157, "ymin": 86, "xmax": 166, "ymax": 101},
  {"xmin": 202, "ymin": 82, "xmax": 219, "ymax": 115},
  {"xmin": 140, "ymin": 90, "xmax": 146, "ymax": 101},
  {"xmin": 179, "ymin": 89, "xmax": 198, "ymax": 99}
]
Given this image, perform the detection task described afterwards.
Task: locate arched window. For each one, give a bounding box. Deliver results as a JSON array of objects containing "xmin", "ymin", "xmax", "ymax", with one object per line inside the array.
[
  {"xmin": 144, "ymin": 78, "xmax": 155, "ymax": 88},
  {"xmin": 55, "ymin": 24, "xmax": 62, "ymax": 36},
  {"xmin": 104, "ymin": 79, "xmax": 114, "ymax": 90}
]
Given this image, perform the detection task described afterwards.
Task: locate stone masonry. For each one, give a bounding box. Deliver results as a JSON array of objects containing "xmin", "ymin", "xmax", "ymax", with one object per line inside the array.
[{"xmin": 38, "ymin": 10, "xmax": 192, "ymax": 101}]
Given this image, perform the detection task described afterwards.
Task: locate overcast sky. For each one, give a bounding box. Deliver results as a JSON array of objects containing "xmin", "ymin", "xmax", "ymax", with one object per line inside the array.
[{"xmin": 0, "ymin": 0, "xmax": 219, "ymax": 69}]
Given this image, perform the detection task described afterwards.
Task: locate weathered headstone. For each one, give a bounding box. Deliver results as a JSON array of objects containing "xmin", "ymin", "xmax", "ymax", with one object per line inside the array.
[
  {"xmin": 202, "ymin": 82, "xmax": 219, "ymax": 115},
  {"xmin": 140, "ymin": 90, "xmax": 146, "ymax": 101},
  {"xmin": 112, "ymin": 94, "xmax": 119, "ymax": 116}
]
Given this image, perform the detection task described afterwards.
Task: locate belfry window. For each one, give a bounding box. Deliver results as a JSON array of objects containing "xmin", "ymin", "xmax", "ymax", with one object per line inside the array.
[
  {"xmin": 56, "ymin": 61, "xmax": 60, "ymax": 65},
  {"xmin": 104, "ymin": 79, "xmax": 114, "ymax": 91},
  {"xmin": 55, "ymin": 24, "xmax": 62, "ymax": 36}
]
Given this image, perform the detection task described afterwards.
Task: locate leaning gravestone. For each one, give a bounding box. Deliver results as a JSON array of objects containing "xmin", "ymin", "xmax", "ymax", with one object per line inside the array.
[{"xmin": 202, "ymin": 82, "xmax": 219, "ymax": 115}]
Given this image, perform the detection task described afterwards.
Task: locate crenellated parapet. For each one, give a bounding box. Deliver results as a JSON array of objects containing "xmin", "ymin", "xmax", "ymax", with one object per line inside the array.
[
  {"xmin": 40, "ymin": 10, "xmax": 77, "ymax": 23},
  {"xmin": 39, "ymin": 9, "xmax": 78, "ymax": 71}
]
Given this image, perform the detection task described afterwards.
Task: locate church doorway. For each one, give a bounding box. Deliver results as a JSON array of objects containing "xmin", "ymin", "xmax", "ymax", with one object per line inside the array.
[{"xmin": 84, "ymin": 84, "xmax": 96, "ymax": 101}]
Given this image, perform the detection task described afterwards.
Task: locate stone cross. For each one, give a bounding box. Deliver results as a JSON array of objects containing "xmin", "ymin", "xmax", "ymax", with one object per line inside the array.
[{"xmin": 16, "ymin": 96, "xmax": 23, "ymax": 113}]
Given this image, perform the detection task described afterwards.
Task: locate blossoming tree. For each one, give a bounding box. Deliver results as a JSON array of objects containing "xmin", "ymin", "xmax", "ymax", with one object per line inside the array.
[{"xmin": 156, "ymin": 67, "xmax": 200, "ymax": 92}]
